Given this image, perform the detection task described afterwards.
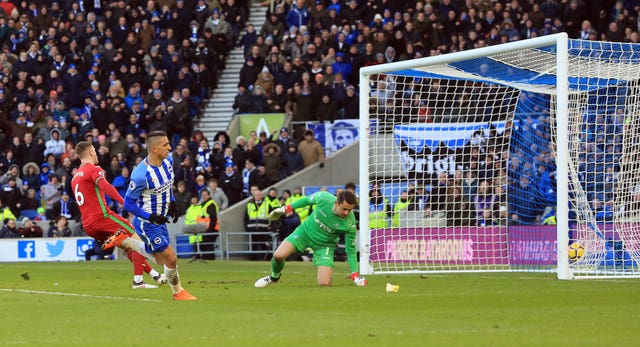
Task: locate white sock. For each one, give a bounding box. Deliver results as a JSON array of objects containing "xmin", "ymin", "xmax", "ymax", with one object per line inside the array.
[
  {"xmin": 133, "ymin": 275, "xmax": 144, "ymax": 283},
  {"xmin": 149, "ymin": 269, "xmax": 159, "ymax": 279},
  {"xmin": 121, "ymin": 238, "xmax": 154, "ymax": 261},
  {"xmin": 164, "ymin": 265, "xmax": 183, "ymax": 294}
]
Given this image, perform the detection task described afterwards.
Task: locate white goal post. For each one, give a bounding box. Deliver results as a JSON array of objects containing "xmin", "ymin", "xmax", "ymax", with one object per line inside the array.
[{"xmin": 358, "ymin": 33, "xmax": 640, "ymax": 279}]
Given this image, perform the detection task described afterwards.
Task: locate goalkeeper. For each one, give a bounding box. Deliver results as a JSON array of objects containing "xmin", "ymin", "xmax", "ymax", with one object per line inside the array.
[{"xmin": 254, "ymin": 190, "xmax": 367, "ymax": 287}]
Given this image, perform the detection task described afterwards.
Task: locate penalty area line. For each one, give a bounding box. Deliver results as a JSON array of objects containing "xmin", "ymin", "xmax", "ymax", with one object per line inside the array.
[{"xmin": 0, "ymin": 288, "xmax": 162, "ymax": 302}]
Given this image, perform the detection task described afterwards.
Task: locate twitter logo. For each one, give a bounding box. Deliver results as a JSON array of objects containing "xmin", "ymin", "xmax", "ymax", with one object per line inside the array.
[{"xmin": 46, "ymin": 240, "xmax": 65, "ymax": 257}]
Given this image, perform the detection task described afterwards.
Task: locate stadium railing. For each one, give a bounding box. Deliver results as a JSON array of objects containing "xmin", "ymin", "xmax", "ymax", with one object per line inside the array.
[
  {"xmin": 224, "ymin": 231, "xmax": 278, "ymax": 260},
  {"xmin": 174, "ymin": 232, "xmax": 222, "ymax": 259}
]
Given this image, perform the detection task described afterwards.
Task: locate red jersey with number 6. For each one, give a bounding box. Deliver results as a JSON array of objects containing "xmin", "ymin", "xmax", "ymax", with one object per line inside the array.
[{"xmin": 71, "ymin": 163, "xmax": 118, "ymax": 226}]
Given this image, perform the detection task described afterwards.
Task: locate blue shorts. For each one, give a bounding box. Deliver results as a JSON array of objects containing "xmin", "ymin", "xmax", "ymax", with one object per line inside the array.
[{"xmin": 132, "ymin": 217, "xmax": 170, "ymax": 254}]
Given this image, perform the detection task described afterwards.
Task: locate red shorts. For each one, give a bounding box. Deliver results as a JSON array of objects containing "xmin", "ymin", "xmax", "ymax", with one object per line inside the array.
[{"xmin": 83, "ymin": 213, "xmax": 136, "ymax": 243}]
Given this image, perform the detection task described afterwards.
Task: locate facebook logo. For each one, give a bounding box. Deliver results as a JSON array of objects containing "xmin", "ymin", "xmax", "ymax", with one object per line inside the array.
[{"xmin": 18, "ymin": 241, "xmax": 36, "ymax": 258}]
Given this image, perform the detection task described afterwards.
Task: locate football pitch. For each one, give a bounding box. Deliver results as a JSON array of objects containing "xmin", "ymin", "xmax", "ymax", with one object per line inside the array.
[{"xmin": 0, "ymin": 260, "xmax": 638, "ymax": 346}]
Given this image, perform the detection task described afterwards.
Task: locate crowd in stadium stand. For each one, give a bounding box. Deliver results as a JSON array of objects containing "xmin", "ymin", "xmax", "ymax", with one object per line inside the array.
[{"xmin": 0, "ymin": 0, "xmax": 636, "ymax": 237}]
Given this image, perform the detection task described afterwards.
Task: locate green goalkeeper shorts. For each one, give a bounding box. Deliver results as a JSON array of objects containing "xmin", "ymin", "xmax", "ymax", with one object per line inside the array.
[{"xmin": 285, "ymin": 227, "xmax": 336, "ymax": 268}]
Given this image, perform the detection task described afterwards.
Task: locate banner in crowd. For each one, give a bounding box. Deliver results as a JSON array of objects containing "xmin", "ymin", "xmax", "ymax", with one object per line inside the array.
[
  {"xmin": 239, "ymin": 113, "xmax": 285, "ymax": 140},
  {"xmin": 369, "ymin": 226, "xmax": 557, "ymax": 266},
  {"xmin": 393, "ymin": 121, "xmax": 507, "ymax": 176},
  {"xmin": 0, "ymin": 237, "xmax": 103, "ymax": 262},
  {"xmin": 306, "ymin": 119, "xmax": 361, "ymax": 156}
]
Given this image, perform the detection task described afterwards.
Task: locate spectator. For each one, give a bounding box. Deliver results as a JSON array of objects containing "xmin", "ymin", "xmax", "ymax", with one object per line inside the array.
[
  {"xmin": 196, "ymin": 188, "xmax": 220, "ymax": 260},
  {"xmin": 315, "ymin": 93, "xmax": 338, "ymax": 123},
  {"xmin": 183, "ymin": 194, "xmax": 205, "ymax": 234},
  {"xmin": 40, "ymin": 174, "xmax": 63, "ymax": 211},
  {"xmin": 207, "ymin": 177, "xmax": 229, "ymax": 211},
  {"xmin": 265, "ymin": 187, "xmax": 281, "ymax": 210},
  {"xmin": 285, "ymin": 0, "xmax": 311, "ymax": 31},
  {"xmin": 43, "ymin": 129, "xmax": 66, "ymax": 159},
  {"xmin": 0, "ymin": 150, "xmax": 19, "ymax": 176},
  {"xmin": 1, "ymin": 177, "xmax": 22, "ymax": 217},
  {"xmin": 290, "ymin": 85, "xmax": 316, "ymax": 140},
  {"xmin": 232, "ymin": 135, "xmax": 249, "ymax": 169},
  {"xmin": 261, "ymin": 12, "xmax": 286, "ymax": 44},
  {"xmin": 262, "ymin": 143, "xmax": 282, "ymax": 184},
  {"xmin": 254, "ymin": 66, "xmax": 275, "ymax": 97},
  {"xmin": 239, "ymin": 23, "xmax": 258, "ymax": 57},
  {"xmin": 281, "ymin": 141, "xmax": 304, "ymax": 178},
  {"xmin": 17, "ymin": 219, "xmax": 43, "ymax": 238},
  {"xmin": 48, "ymin": 215, "xmax": 71, "ymax": 238},
  {"xmin": 108, "ymin": 129, "xmax": 128, "ymax": 159},
  {"xmin": 0, "ymin": 164, "xmax": 24, "ymax": 194},
  {"xmin": 298, "ymin": 129, "xmax": 325, "ymax": 168},
  {"xmin": 46, "ymin": 190, "xmax": 79, "ymax": 222},
  {"xmin": 254, "ymin": 165, "xmax": 271, "ymax": 190},
  {"xmin": 285, "ymin": 186, "xmax": 311, "ymax": 223},
  {"xmin": 39, "ymin": 163, "xmax": 52, "ymax": 187},
  {"xmin": 195, "ymin": 138, "xmax": 212, "ymax": 175},
  {"xmin": 267, "ymin": 83, "xmax": 288, "ymax": 113},
  {"xmin": 17, "ymin": 133, "xmax": 43, "ymax": 168},
  {"xmin": 19, "ymin": 188, "xmax": 39, "ymax": 212},
  {"xmin": 249, "ymin": 85, "xmax": 269, "ymax": 113},
  {"xmin": 244, "ymin": 136, "xmax": 261, "ymax": 165},
  {"xmin": 218, "ymin": 161, "xmax": 244, "ymax": 206},
  {"xmin": 205, "ymin": 8, "xmax": 233, "ymax": 54},
  {"xmin": 241, "ymin": 158, "xmax": 260, "ymax": 197},
  {"xmin": 208, "ymin": 141, "xmax": 226, "ymax": 180},
  {"xmin": 232, "ymin": 85, "xmax": 253, "ymax": 114},
  {"xmin": 111, "ymin": 166, "xmax": 131, "ymax": 213},
  {"xmin": 273, "ymin": 127, "xmax": 292, "ymax": 153},
  {"xmin": 0, "ymin": 218, "xmax": 19, "ymax": 238},
  {"xmin": 369, "ymin": 188, "xmax": 390, "ymax": 229},
  {"xmin": 274, "ymin": 61, "xmax": 299, "ymax": 92},
  {"xmin": 392, "ymin": 190, "xmax": 411, "ymax": 227},
  {"xmin": 239, "ymin": 57, "xmax": 261, "ymax": 90},
  {"xmin": 194, "ymin": 174, "xmax": 208, "ymax": 195},
  {"xmin": 510, "ymin": 175, "xmax": 540, "ymax": 224},
  {"xmin": 169, "ymin": 89, "xmax": 193, "ymax": 140},
  {"xmin": 255, "ymin": 131, "xmax": 271, "ymax": 155},
  {"xmin": 174, "ymin": 180, "xmax": 192, "ymax": 217},
  {"xmin": 244, "ymin": 184, "xmax": 274, "ymax": 260},
  {"xmin": 0, "ymin": 196, "xmax": 16, "ymax": 222}
]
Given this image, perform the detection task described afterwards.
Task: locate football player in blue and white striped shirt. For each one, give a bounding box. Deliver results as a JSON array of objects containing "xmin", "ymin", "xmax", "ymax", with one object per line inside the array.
[{"xmin": 124, "ymin": 131, "xmax": 197, "ymax": 301}]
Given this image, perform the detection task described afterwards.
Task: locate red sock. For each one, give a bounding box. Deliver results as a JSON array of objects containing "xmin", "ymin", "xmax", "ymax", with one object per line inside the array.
[
  {"xmin": 141, "ymin": 259, "xmax": 153, "ymax": 274},
  {"xmin": 126, "ymin": 251, "xmax": 145, "ymax": 276}
]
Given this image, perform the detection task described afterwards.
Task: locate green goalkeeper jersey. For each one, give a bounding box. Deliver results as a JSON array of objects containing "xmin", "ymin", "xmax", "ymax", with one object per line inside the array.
[{"xmin": 291, "ymin": 191, "xmax": 359, "ymax": 273}]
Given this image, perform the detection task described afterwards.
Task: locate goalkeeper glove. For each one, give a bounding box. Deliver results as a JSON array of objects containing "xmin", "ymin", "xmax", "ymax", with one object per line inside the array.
[
  {"xmin": 168, "ymin": 201, "xmax": 179, "ymax": 223},
  {"xmin": 149, "ymin": 214, "xmax": 169, "ymax": 225},
  {"xmin": 269, "ymin": 205, "xmax": 293, "ymax": 220},
  {"xmin": 350, "ymin": 272, "xmax": 367, "ymax": 287}
]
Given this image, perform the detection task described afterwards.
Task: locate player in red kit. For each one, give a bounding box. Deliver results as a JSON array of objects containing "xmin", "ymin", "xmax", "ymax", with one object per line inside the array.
[{"xmin": 72, "ymin": 141, "xmax": 167, "ymax": 289}]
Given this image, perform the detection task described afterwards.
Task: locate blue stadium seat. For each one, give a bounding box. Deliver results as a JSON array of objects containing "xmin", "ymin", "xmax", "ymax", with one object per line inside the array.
[{"xmin": 19, "ymin": 209, "xmax": 39, "ymax": 220}]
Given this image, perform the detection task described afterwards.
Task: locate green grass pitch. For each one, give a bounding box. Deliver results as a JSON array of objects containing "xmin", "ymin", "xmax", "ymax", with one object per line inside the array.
[{"xmin": 0, "ymin": 260, "xmax": 639, "ymax": 346}]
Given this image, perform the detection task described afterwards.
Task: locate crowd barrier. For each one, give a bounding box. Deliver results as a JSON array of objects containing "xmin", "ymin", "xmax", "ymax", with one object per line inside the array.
[{"xmin": 172, "ymin": 231, "xmax": 278, "ymax": 261}]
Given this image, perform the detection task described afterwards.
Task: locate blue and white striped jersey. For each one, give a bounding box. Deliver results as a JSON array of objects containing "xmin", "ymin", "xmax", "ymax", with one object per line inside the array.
[{"xmin": 126, "ymin": 156, "xmax": 174, "ymax": 217}]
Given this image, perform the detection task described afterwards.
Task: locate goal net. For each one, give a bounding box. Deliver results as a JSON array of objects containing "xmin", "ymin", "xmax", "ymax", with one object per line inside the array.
[{"xmin": 358, "ymin": 33, "xmax": 640, "ymax": 279}]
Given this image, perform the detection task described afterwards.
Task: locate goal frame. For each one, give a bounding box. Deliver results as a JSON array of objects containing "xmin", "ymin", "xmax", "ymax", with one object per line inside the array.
[{"xmin": 358, "ymin": 33, "xmax": 572, "ymax": 279}]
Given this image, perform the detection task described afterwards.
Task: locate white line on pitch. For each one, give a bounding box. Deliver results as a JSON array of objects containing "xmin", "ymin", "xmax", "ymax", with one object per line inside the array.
[{"xmin": 0, "ymin": 288, "xmax": 162, "ymax": 302}]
